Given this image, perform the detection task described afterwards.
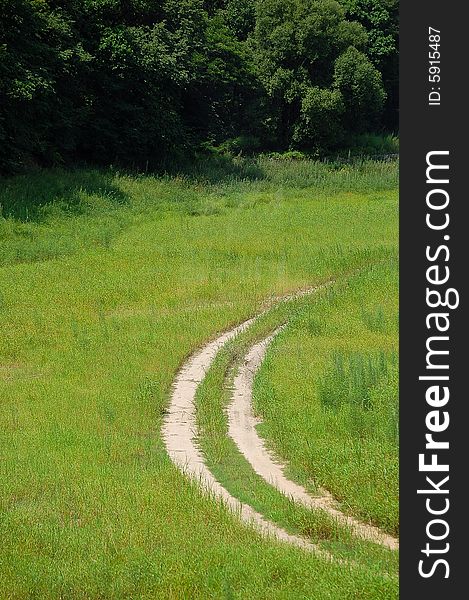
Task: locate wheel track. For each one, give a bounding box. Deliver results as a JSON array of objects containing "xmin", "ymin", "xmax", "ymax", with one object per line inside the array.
[
  {"xmin": 162, "ymin": 280, "xmax": 398, "ymax": 555},
  {"xmin": 161, "ymin": 318, "xmax": 324, "ymax": 555},
  {"xmin": 228, "ymin": 327, "xmax": 398, "ymax": 550}
]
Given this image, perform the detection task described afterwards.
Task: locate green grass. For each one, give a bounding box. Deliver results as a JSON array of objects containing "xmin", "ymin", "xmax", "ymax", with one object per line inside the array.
[
  {"xmin": 254, "ymin": 263, "xmax": 399, "ymax": 536},
  {"xmin": 195, "ymin": 288, "xmax": 399, "ymax": 577},
  {"xmin": 318, "ymin": 350, "xmax": 397, "ymax": 413},
  {"xmin": 0, "ymin": 157, "xmax": 398, "ymax": 598}
]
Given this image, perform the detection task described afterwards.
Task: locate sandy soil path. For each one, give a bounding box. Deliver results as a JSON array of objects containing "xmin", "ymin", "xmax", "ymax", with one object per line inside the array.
[
  {"xmin": 161, "ymin": 317, "xmax": 325, "ymax": 554},
  {"xmin": 162, "ymin": 281, "xmax": 398, "ymax": 555},
  {"xmin": 227, "ymin": 328, "xmax": 399, "ymax": 551}
]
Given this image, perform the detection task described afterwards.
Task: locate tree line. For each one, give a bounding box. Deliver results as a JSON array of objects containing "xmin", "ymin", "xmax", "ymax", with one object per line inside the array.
[{"xmin": 0, "ymin": 0, "xmax": 398, "ymax": 173}]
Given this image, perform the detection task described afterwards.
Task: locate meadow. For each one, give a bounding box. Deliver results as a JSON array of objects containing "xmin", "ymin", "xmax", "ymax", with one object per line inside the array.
[
  {"xmin": 0, "ymin": 157, "xmax": 398, "ymax": 598},
  {"xmin": 253, "ymin": 263, "xmax": 399, "ymax": 534}
]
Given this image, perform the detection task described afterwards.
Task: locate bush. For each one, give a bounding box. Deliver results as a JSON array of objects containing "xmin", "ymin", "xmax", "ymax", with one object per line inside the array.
[
  {"xmin": 293, "ymin": 87, "xmax": 345, "ymax": 150},
  {"xmin": 217, "ymin": 135, "xmax": 262, "ymax": 155}
]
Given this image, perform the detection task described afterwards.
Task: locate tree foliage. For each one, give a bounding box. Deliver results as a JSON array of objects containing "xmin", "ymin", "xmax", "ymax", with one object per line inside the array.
[
  {"xmin": 339, "ymin": 0, "xmax": 398, "ymax": 128},
  {"xmin": 252, "ymin": 0, "xmax": 386, "ymax": 150},
  {"xmin": 0, "ymin": 0, "xmax": 398, "ymax": 172}
]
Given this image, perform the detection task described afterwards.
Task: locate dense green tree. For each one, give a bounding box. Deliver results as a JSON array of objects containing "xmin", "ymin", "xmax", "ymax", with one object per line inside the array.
[
  {"xmin": 186, "ymin": 14, "xmax": 263, "ymax": 145},
  {"xmin": 84, "ymin": 0, "xmax": 207, "ymax": 164},
  {"xmin": 222, "ymin": 0, "xmax": 256, "ymax": 40},
  {"xmin": 0, "ymin": 0, "xmax": 88, "ymax": 169},
  {"xmin": 252, "ymin": 0, "xmax": 385, "ymax": 150},
  {"xmin": 334, "ymin": 46, "xmax": 386, "ymax": 132},
  {"xmin": 1, "ymin": 1, "xmax": 208, "ymax": 169},
  {"xmin": 340, "ymin": 0, "xmax": 398, "ymax": 128}
]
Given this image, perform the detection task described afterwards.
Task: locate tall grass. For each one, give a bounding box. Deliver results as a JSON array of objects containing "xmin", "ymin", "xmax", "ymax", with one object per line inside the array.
[
  {"xmin": 318, "ymin": 351, "xmax": 397, "ymax": 411},
  {"xmin": 0, "ymin": 157, "xmax": 397, "ymax": 267}
]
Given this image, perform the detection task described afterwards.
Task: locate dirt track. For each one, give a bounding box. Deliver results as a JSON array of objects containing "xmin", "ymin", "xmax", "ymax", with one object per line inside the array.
[
  {"xmin": 161, "ymin": 317, "xmax": 323, "ymax": 554},
  {"xmin": 228, "ymin": 327, "xmax": 398, "ymax": 550},
  {"xmin": 162, "ymin": 284, "xmax": 398, "ymax": 553}
]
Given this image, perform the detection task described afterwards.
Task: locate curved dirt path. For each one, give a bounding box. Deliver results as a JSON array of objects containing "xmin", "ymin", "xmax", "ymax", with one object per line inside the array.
[
  {"xmin": 162, "ymin": 280, "xmax": 398, "ymax": 556},
  {"xmin": 227, "ymin": 328, "xmax": 399, "ymax": 551},
  {"xmin": 161, "ymin": 317, "xmax": 325, "ymax": 554}
]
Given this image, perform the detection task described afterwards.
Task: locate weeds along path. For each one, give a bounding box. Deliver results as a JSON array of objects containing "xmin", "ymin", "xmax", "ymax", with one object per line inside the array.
[
  {"xmin": 162, "ymin": 280, "xmax": 398, "ymax": 555},
  {"xmin": 228, "ymin": 328, "xmax": 399, "ymax": 551}
]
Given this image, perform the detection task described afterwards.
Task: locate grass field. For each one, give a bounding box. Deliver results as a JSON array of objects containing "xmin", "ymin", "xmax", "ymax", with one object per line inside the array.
[
  {"xmin": 253, "ymin": 263, "xmax": 399, "ymax": 535},
  {"xmin": 0, "ymin": 157, "xmax": 398, "ymax": 598},
  {"xmin": 195, "ymin": 287, "xmax": 399, "ymax": 574}
]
